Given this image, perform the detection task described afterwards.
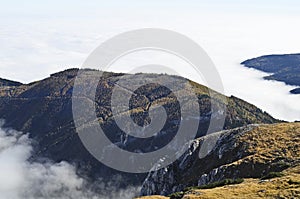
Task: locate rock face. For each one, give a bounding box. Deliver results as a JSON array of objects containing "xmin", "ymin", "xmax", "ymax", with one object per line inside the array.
[
  {"xmin": 140, "ymin": 123, "xmax": 300, "ymax": 196},
  {"xmin": 241, "ymin": 53, "xmax": 300, "ymax": 94},
  {"xmin": 140, "ymin": 125, "xmax": 255, "ymax": 196},
  {"xmin": 0, "ymin": 69, "xmax": 278, "ymax": 186}
]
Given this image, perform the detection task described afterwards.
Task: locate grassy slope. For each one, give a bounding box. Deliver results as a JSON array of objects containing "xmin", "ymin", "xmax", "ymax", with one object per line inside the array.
[
  {"xmin": 137, "ymin": 123, "xmax": 300, "ymax": 199},
  {"xmin": 181, "ymin": 166, "xmax": 300, "ymax": 199}
]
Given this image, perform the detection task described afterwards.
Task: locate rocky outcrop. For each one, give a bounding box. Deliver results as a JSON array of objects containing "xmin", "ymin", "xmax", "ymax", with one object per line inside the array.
[
  {"xmin": 141, "ymin": 123, "xmax": 300, "ymax": 196},
  {"xmin": 140, "ymin": 125, "xmax": 256, "ymax": 196}
]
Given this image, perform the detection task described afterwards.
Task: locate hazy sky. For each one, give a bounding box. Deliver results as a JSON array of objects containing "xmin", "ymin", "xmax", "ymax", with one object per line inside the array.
[
  {"xmin": 1, "ymin": 0, "xmax": 300, "ymax": 16},
  {"xmin": 0, "ymin": 0, "xmax": 300, "ymax": 121}
]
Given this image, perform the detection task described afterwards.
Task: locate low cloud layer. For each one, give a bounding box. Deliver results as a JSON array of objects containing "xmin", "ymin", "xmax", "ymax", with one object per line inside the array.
[
  {"xmin": 1, "ymin": 13, "xmax": 300, "ymax": 121},
  {"xmin": 0, "ymin": 121, "xmax": 139, "ymax": 199}
]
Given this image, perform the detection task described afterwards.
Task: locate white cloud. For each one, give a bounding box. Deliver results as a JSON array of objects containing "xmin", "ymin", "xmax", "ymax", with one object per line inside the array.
[{"xmin": 0, "ymin": 121, "xmax": 139, "ymax": 199}]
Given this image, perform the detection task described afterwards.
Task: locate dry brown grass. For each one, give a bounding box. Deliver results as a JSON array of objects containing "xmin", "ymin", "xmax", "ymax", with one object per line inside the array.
[
  {"xmin": 182, "ymin": 165, "xmax": 300, "ymax": 199},
  {"xmin": 238, "ymin": 123, "xmax": 300, "ymax": 164},
  {"xmin": 137, "ymin": 123, "xmax": 300, "ymax": 199}
]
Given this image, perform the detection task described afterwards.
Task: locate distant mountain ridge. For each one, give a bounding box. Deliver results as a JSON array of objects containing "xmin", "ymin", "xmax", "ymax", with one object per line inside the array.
[{"xmin": 241, "ymin": 53, "xmax": 300, "ymax": 94}]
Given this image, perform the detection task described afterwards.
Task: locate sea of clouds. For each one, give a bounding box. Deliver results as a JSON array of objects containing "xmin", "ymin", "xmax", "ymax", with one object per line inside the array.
[
  {"xmin": 0, "ymin": 9, "xmax": 299, "ymax": 121},
  {"xmin": 0, "ymin": 120, "xmax": 139, "ymax": 199},
  {"xmin": 0, "ymin": 2, "xmax": 299, "ymax": 198}
]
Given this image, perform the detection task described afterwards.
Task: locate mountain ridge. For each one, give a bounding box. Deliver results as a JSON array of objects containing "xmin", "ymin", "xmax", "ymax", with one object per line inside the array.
[{"xmin": 0, "ymin": 68, "xmax": 279, "ymax": 190}]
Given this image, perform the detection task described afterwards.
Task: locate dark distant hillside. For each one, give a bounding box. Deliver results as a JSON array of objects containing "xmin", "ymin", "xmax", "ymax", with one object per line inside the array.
[
  {"xmin": 291, "ymin": 88, "xmax": 300, "ymax": 94},
  {"xmin": 241, "ymin": 54, "xmax": 300, "ymax": 94},
  {"xmin": 0, "ymin": 69, "xmax": 279, "ymax": 188}
]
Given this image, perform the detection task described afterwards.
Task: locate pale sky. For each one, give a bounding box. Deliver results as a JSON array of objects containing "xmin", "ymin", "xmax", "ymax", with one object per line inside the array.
[{"xmin": 0, "ymin": 0, "xmax": 300, "ymax": 121}]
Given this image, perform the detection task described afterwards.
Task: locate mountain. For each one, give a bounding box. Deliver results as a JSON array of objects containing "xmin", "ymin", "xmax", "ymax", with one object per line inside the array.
[
  {"xmin": 241, "ymin": 54, "xmax": 300, "ymax": 94},
  {"xmin": 138, "ymin": 122, "xmax": 300, "ymax": 198},
  {"xmin": 0, "ymin": 69, "xmax": 278, "ymax": 188}
]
